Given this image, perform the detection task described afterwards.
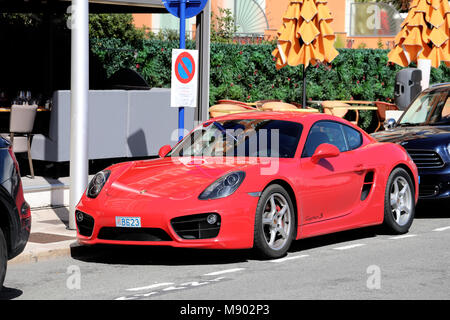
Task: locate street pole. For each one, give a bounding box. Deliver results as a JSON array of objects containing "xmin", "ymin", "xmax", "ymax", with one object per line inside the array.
[
  {"xmin": 69, "ymin": 0, "xmax": 89, "ymax": 230},
  {"xmin": 302, "ymin": 64, "xmax": 307, "ymax": 109},
  {"xmin": 195, "ymin": 0, "xmax": 211, "ymax": 123},
  {"xmin": 178, "ymin": 0, "xmax": 186, "ymax": 141}
]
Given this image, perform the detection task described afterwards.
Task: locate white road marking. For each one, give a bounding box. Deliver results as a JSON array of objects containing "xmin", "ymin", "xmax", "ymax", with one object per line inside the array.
[
  {"xmin": 433, "ymin": 226, "xmax": 450, "ymax": 232},
  {"xmin": 271, "ymin": 254, "xmax": 309, "ymax": 263},
  {"xmin": 333, "ymin": 243, "xmax": 366, "ymax": 250},
  {"xmin": 389, "ymin": 234, "xmax": 417, "ymax": 240},
  {"xmin": 126, "ymin": 282, "xmax": 174, "ymax": 292},
  {"xmin": 203, "ymin": 268, "xmax": 245, "ymax": 276}
]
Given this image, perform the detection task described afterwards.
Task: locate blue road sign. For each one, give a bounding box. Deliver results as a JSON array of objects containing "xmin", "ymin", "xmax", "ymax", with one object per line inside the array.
[
  {"xmin": 163, "ymin": 0, "xmax": 208, "ymax": 19},
  {"xmin": 163, "ymin": 0, "xmax": 208, "ymax": 141}
]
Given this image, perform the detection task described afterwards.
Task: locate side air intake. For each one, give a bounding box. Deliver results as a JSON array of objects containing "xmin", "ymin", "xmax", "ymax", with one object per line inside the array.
[{"xmin": 361, "ymin": 171, "xmax": 375, "ymax": 201}]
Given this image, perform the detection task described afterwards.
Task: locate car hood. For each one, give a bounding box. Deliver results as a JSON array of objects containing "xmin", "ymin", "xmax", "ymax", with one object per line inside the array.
[
  {"xmin": 105, "ymin": 157, "xmax": 254, "ymax": 200},
  {"xmin": 371, "ymin": 125, "xmax": 450, "ymax": 149}
]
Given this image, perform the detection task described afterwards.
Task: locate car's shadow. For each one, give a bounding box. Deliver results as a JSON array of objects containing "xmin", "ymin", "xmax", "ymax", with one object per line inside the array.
[
  {"xmin": 415, "ymin": 199, "xmax": 450, "ymax": 219},
  {"xmin": 71, "ymin": 244, "xmax": 252, "ymax": 266},
  {"xmin": 70, "ymin": 198, "xmax": 449, "ymax": 266},
  {"xmin": 0, "ymin": 287, "xmax": 23, "ymax": 300}
]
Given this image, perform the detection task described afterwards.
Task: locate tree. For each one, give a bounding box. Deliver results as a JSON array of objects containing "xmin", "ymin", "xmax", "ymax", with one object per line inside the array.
[
  {"xmin": 89, "ymin": 14, "xmax": 146, "ymax": 44},
  {"xmin": 210, "ymin": 8, "xmax": 237, "ymax": 43}
]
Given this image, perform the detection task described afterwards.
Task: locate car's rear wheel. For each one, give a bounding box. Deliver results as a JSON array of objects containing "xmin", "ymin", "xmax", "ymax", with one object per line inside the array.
[
  {"xmin": 253, "ymin": 185, "xmax": 296, "ymax": 259},
  {"xmin": 383, "ymin": 168, "xmax": 415, "ymax": 234},
  {"xmin": 0, "ymin": 228, "xmax": 7, "ymax": 290}
]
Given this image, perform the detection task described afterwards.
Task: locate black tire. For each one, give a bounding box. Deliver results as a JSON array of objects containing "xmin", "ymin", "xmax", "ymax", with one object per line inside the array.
[
  {"xmin": 0, "ymin": 228, "xmax": 7, "ymax": 291},
  {"xmin": 383, "ymin": 167, "xmax": 415, "ymax": 234},
  {"xmin": 253, "ymin": 184, "xmax": 296, "ymax": 259}
]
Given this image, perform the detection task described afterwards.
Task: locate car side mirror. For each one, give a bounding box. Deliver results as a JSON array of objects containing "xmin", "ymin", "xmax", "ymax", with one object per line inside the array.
[
  {"xmin": 384, "ymin": 118, "xmax": 396, "ymax": 130},
  {"xmin": 158, "ymin": 145, "xmax": 172, "ymax": 158},
  {"xmin": 311, "ymin": 143, "xmax": 340, "ymax": 164}
]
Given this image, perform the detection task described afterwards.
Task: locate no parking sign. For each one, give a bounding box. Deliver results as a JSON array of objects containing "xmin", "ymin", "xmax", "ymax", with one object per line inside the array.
[{"xmin": 171, "ymin": 49, "xmax": 198, "ymax": 108}]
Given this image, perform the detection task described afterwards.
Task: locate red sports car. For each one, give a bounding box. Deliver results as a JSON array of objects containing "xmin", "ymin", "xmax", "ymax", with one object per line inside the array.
[{"xmin": 75, "ymin": 112, "xmax": 419, "ymax": 259}]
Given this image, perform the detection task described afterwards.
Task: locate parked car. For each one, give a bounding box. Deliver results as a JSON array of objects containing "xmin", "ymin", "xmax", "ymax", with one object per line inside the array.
[
  {"xmin": 76, "ymin": 112, "xmax": 418, "ymax": 259},
  {"xmin": 372, "ymin": 83, "xmax": 450, "ymax": 200},
  {"xmin": 0, "ymin": 137, "xmax": 31, "ymax": 289}
]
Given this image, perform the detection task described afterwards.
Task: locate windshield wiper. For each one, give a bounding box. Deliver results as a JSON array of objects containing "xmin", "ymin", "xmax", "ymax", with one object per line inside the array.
[
  {"xmin": 429, "ymin": 120, "xmax": 450, "ymax": 126},
  {"xmin": 397, "ymin": 122, "xmax": 423, "ymax": 127}
]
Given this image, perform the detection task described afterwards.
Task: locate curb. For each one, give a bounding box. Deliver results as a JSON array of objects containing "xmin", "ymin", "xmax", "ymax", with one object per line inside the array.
[{"xmin": 9, "ymin": 242, "xmax": 79, "ymax": 265}]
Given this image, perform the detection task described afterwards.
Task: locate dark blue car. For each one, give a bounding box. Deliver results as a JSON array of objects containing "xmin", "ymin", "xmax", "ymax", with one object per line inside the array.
[{"xmin": 372, "ymin": 83, "xmax": 450, "ymax": 200}]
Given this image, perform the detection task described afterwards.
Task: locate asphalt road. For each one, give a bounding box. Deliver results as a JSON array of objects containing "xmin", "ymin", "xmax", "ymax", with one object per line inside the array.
[{"xmin": 2, "ymin": 200, "xmax": 449, "ymax": 301}]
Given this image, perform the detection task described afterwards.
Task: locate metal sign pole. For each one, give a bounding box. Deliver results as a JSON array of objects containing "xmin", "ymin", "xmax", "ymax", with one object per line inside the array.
[
  {"xmin": 178, "ymin": 0, "xmax": 186, "ymax": 141},
  {"xmin": 164, "ymin": 0, "xmax": 207, "ymax": 141},
  {"xmin": 69, "ymin": 0, "xmax": 89, "ymax": 230}
]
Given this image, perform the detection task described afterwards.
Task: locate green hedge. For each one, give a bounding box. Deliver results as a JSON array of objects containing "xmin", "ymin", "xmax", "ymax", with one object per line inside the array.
[
  {"xmin": 91, "ymin": 39, "xmax": 449, "ymax": 104},
  {"xmin": 91, "ymin": 38, "xmax": 450, "ymax": 130}
]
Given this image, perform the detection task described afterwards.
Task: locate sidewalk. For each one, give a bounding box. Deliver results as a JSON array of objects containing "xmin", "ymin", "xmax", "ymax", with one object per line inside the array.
[{"xmin": 9, "ymin": 206, "xmax": 78, "ymax": 264}]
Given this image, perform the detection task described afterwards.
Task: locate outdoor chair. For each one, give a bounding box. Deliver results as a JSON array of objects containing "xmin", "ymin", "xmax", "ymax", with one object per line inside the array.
[
  {"xmin": 6, "ymin": 104, "xmax": 38, "ymax": 178},
  {"xmin": 442, "ymin": 99, "xmax": 450, "ymax": 117},
  {"xmin": 321, "ymin": 101, "xmax": 357, "ymax": 125},
  {"xmin": 374, "ymin": 101, "xmax": 399, "ymax": 132}
]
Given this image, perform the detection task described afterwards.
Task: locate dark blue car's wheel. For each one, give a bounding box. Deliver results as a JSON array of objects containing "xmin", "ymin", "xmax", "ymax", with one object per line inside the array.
[{"xmin": 0, "ymin": 228, "xmax": 7, "ymax": 290}]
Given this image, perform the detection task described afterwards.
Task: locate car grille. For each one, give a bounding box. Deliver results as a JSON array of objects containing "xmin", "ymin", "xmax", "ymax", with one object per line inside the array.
[
  {"xmin": 76, "ymin": 211, "xmax": 95, "ymax": 237},
  {"xmin": 406, "ymin": 149, "xmax": 444, "ymax": 169},
  {"xmin": 171, "ymin": 213, "xmax": 221, "ymax": 240},
  {"xmin": 97, "ymin": 227, "xmax": 172, "ymax": 242}
]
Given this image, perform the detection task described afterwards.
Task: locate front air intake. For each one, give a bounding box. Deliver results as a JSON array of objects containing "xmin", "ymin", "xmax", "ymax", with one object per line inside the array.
[
  {"xmin": 75, "ymin": 211, "xmax": 95, "ymax": 237},
  {"xmin": 171, "ymin": 213, "xmax": 221, "ymax": 240},
  {"xmin": 97, "ymin": 227, "xmax": 172, "ymax": 242}
]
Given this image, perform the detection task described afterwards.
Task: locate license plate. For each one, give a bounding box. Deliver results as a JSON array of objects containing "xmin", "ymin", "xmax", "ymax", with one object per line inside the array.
[{"xmin": 115, "ymin": 216, "xmax": 141, "ymax": 228}]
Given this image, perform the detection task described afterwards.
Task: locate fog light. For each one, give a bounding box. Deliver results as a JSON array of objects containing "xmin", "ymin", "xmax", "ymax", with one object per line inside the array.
[
  {"xmin": 76, "ymin": 211, "xmax": 84, "ymax": 223},
  {"xmin": 207, "ymin": 214, "xmax": 218, "ymax": 225}
]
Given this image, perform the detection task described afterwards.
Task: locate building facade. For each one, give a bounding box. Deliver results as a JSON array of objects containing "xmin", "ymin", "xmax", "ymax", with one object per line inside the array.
[{"xmin": 133, "ymin": 0, "xmax": 407, "ymax": 49}]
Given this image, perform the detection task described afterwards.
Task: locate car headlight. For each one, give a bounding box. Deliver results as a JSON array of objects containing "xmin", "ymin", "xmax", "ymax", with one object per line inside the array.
[
  {"xmin": 86, "ymin": 170, "xmax": 111, "ymax": 198},
  {"xmin": 199, "ymin": 171, "xmax": 246, "ymax": 200},
  {"xmin": 447, "ymin": 143, "xmax": 450, "ymax": 157}
]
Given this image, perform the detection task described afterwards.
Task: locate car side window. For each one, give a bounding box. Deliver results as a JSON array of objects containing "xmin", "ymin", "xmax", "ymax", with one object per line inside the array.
[
  {"xmin": 302, "ymin": 121, "xmax": 348, "ymax": 158},
  {"xmin": 342, "ymin": 125, "xmax": 363, "ymax": 151}
]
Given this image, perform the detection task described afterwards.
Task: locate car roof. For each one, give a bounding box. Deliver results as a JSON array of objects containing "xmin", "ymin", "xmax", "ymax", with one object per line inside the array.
[
  {"xmin": 429, "ymin": 82, "xmax": 450, "ymax": 89},
  {"xmin": 207, "ymin": 111, "xmax": 327, "ymax": 124}
]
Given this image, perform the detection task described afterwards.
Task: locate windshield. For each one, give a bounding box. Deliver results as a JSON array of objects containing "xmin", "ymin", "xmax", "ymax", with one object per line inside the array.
[
  {"xmin": 168, "ymin": 119, "xmax": 303, "ymax": 158},
  {"xmin": 399, "ymin": 88, "xmax": 450, "ymax": 126}
]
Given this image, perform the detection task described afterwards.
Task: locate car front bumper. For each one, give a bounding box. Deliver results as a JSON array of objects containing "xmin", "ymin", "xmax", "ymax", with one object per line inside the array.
[
  {"xmin": 75, "ymin": 192, "xmax": 260, "ymax": 250},
  {"xmin": 418, "ymin": 167, "xmax": 450, "ymax": 199}
]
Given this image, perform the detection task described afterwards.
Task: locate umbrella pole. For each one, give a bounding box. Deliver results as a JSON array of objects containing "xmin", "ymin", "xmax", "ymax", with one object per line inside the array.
[{"xmin": 302, "ymin": 64, "xmax": 306, "ymax": 109}]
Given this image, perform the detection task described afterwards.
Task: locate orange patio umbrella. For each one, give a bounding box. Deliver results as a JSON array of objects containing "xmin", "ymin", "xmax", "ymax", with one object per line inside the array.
[
  {"xmin": 388, "ymin": 0, "xmax": 450, "ymax": 69},
  {"xmin": 272, "ymin": 0, "xmax": 339, "ymax": 108}
]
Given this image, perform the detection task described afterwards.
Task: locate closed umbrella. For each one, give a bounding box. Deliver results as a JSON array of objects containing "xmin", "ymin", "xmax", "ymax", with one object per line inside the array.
[
  {"xmin": 388, "ymin": 0, "xmax": 450, "ymax": 87},
  {"xmin": 272, "ymin": 0, "xmax": 339, "ymax": 108}
]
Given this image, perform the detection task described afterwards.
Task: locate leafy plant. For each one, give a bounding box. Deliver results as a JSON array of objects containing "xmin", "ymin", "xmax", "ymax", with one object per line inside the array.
[
  {"xmin": 210, "ymin": 8, "xmax": 237, "ymax": 44},
  {"xmin": 91, "ymin": 40, "xmax": 450, "ymax": 131}
]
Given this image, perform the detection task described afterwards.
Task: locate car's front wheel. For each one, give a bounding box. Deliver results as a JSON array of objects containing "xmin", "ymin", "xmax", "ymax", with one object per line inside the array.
[
  {"xmin": 0, "ymin": 228, "xmax": 7, "ymax": 290},
  {"xmin": 253, "ymin": 185, "xmax": 296, "ymax": 259},
  {"xmin": 383, "ymin": 167, "xmax": 415, "ymax": 234}
]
